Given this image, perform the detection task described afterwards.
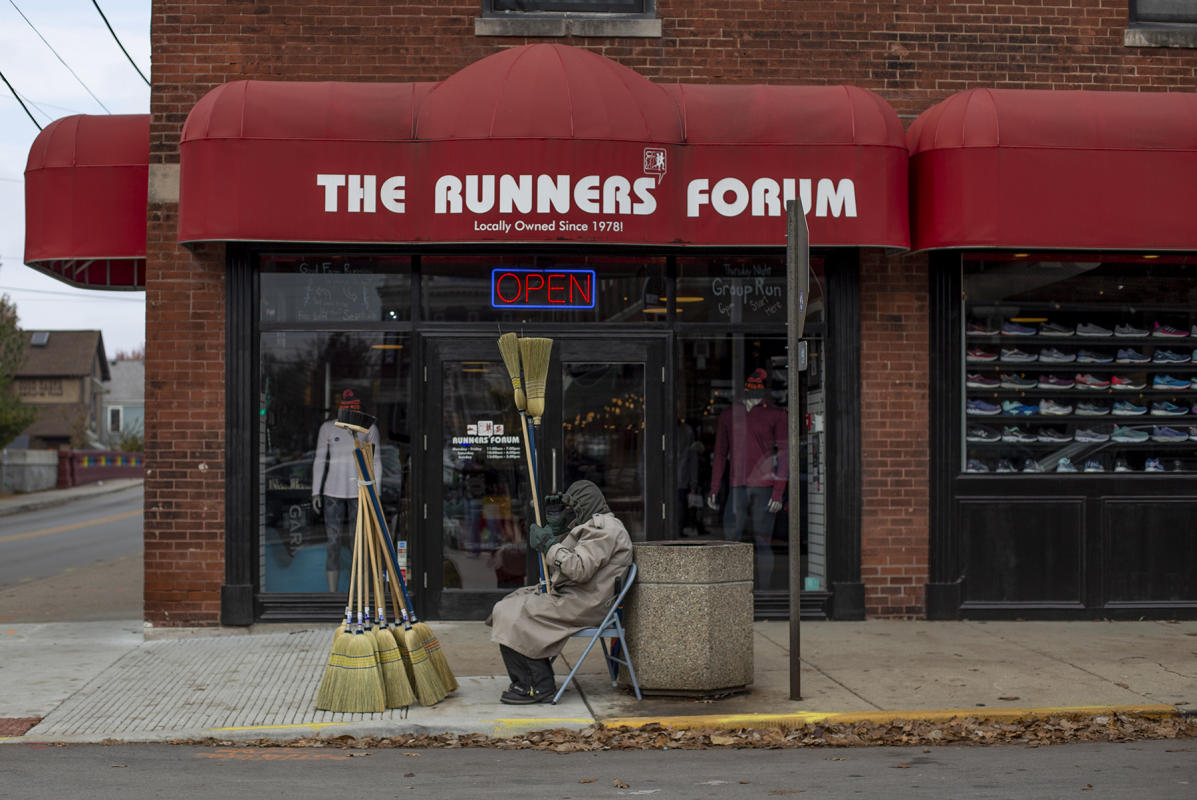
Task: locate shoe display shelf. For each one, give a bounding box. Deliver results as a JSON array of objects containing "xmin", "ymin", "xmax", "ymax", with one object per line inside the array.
[{"xmin": 963, "ymin": 318, "xmax": 1196, "ymax": 474}]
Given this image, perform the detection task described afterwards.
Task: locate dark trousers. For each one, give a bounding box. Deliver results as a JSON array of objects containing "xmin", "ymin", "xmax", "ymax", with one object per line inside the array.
[{"xmin": 499, "ymin": 644, "xmax": 556, "ymax": 693}]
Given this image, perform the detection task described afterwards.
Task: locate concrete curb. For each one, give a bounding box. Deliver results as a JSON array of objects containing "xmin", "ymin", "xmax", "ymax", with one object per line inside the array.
[
  {"xmin": 0, "ymin": 479, "xmax": 143, "ymax": 515},
  {"xmin": 599, "ymin": 704, "xmax": 1183, "ymax": 731}
]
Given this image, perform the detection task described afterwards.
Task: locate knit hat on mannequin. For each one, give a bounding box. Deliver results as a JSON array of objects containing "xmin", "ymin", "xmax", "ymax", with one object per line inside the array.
[
  {"xmin": 744, "ymin": 368, "xmax": 768, "ymax": 398},
  {"xmin": 337, "ymin": 388, "xmax": 362, "ymax": 411}
]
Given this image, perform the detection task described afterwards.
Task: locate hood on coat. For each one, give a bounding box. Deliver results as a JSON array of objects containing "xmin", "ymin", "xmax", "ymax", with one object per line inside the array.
[{"xmin": 562, "ymin": 479, "xmax": 610, "ymax": 527}]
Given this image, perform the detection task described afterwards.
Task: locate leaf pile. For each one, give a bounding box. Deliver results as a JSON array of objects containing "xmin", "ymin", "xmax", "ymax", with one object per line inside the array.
[{"xmin": 185, "ymin": 712, "xmax": 1195, "ymax": 751}]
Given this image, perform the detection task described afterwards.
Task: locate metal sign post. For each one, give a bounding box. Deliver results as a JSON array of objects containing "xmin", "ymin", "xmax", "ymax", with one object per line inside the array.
[{"xmin": 785, "ymin": 199, "xmax": 809, "ymax": 701}]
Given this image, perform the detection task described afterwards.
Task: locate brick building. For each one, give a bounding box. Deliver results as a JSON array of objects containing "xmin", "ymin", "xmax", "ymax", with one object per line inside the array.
[{"xmin": 23, "ymin": 2, "xmax": 1197, "ymax": 626}]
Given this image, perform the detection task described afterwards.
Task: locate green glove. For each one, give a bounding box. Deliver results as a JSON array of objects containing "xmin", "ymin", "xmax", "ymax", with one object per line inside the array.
[
  {"xmin": 529, "ymin": 523, "xmax": 556, "ymax": 555},
  {"xmin": 543, "ymin": 493, "xmax": 570, "ymax": 538}
]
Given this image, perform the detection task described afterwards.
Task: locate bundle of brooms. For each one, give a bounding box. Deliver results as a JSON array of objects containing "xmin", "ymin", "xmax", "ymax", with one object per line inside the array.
[{"xmin": 315, "ymin": 410, "xmax": 456, "ymax": 712}]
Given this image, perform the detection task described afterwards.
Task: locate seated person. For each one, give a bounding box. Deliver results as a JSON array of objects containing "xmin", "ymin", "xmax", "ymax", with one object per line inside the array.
[{"xmin": 488, "ymin": 479, "xmax": 633, "ymax": 704}]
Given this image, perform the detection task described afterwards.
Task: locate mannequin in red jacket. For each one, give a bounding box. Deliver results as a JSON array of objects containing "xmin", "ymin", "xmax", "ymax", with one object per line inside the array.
[{"xmin": 707, "ymin": 367, "xmax": 789, "ymax": 587}]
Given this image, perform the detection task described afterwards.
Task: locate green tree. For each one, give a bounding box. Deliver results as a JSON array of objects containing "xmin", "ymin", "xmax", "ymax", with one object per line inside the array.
[{"xmin": 0, "ymin": 294, "xmax": 36, "ymax": 447}]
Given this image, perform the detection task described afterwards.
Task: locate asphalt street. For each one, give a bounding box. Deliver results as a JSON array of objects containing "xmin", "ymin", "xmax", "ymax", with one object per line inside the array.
[
  {"xmin": 0, "ymin": 485, "xmax": 143, "ymax": 622},
  {"xmin": 0, "ymin": 740, "xmax": 1193, "ymax": 800}
]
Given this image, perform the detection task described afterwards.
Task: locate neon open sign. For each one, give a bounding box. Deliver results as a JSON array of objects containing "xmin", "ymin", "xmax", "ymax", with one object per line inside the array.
[{"xmin": 490, "ymin": 268, "xmax": 596, "ymax": 310}]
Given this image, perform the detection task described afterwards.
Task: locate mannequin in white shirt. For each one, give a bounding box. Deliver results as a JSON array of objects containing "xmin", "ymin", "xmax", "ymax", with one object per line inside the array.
[{"xmin": 312, "ymin": 389, "xmax": 381, "ymax": 592}]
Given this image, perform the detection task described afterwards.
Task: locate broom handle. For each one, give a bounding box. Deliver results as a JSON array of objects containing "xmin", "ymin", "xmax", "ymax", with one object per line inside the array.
[
  {"xmin": 365, "ymin": 479, "xmax": 386, "ymax": 625},
  {"xmin": 367, "ymin": 475, "xmax": 415, "ymax": 628},
  {"xmin": 351, "ymin": 435, "xmax": 421, "ymax": 623},
  {"xmin": 353, "ymin": 481, "xmax": 365, "ymax": 627},
  {"xmin": 520, "ymin": 412, "xmax": 552, "ymax": 594}
]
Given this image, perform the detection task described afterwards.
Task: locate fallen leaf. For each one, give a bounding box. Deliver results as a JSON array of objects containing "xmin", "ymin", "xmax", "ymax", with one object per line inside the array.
[
  {"xmin": 825, "ymin": 757, "xmax": 847, "ymax": 761},
  {"xmin": 999, "ymin": 696, "xmax": 1020, "ymax": 701},
  {"xmin": 710, "ymin": 734, "xmax": 738, "ymax": 746},
  {"xmin": 1115, "ymin": 682, "xmax": 1129, "ymax": 689},
  {"xmin": 403, "ymin": 752, "xmax": 421, "ymax": 757},
  {"xmin": 1082, "ymin": 784, "xmax": 1093, "ymax": 791},
  {"xmin": 614, "ymin": 779, "xmax": 629, "ymax": 789},
  {"xmin": 111, "ymin": 763, "xmax": 127, "ymax": 768},
  {"xmin": 892, "ymin": 763, "xmax": 911, "ymax": 769},
  {"xmin": 578, "ymin": 778, "xmax": 596, "ymax": 784},
  {"xmin": 404, "ymin": 772, "xmax": 415, "ymax": 778}
]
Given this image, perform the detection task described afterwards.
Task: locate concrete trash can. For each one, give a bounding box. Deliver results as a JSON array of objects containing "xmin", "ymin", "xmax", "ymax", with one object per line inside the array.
[{"xmin": 621, "ymin": 540, "xmax": 753, "ymax": 696}]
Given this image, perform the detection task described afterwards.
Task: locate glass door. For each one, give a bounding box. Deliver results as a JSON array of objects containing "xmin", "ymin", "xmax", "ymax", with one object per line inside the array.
[{"xmin": 421, "ymin": 335, "xmax": 665, "ymax": 619}]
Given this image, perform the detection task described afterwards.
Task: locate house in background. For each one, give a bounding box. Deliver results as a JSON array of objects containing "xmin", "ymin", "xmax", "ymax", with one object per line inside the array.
[
  {"xmin": 12, "ymin": 330, "xmax": 110, "ymax": 450},
  {"xmin": 102, "ymin": 357, "xmax": 145, "ymax": 448}
]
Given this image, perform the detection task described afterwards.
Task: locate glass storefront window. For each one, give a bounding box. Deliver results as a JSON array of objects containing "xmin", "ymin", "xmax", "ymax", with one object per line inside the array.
[
  {"xmin": 259, "ymin": 331, "xmax": 411, "ymax": 594},
  {"xmin": 676, "ymin": 255, "xmax": 792, "ymax": 324},
  {"xmin": 421, "ymin": 254, "xmax": 667, "ymax": 324},
  {"xmin": 962, "ymin": 255, "xmax": 1197, "ymax": 476},
  {"xmin": 261, "ymin": 254, "xmax": 411, "ymax": 323}
]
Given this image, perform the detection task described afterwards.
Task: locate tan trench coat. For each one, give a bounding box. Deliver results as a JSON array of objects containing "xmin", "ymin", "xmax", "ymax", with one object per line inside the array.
[{"xmin": 489, "ymin": 511, "xmax": 633, "ymax": 660}]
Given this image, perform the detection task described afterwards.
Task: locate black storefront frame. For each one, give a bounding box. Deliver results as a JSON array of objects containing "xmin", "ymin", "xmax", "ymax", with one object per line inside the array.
[
  {"xmin": 926, "ymin": 251, "xmax": 1197, "ymax": 621},
  {"xmin": 222, "ymin": 244, "xmax": 866, "ymax": 624}
]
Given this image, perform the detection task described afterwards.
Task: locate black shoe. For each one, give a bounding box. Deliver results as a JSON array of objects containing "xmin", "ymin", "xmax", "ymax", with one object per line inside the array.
[{"xmin": 500, "ymin": 685, "xmax": 555, "ymax": 705}]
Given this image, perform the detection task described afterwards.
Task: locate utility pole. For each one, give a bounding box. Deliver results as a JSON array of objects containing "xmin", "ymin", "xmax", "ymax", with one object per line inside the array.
[{"xmin": 785, "ymin": 199, "xmax": 809, "ymax": 701}]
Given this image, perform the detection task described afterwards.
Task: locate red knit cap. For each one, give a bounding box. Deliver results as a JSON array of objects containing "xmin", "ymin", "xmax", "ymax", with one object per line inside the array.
[
  {"xmin": 744, "ymin": 368, "xmax": 768, "ymax": 397},
  {"xmin": 338, "ymin": 388, "xmax": 361, "ymax": 411}
]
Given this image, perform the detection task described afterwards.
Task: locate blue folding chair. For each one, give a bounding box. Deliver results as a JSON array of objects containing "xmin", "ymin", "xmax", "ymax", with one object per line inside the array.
[{"xmin": 552, "ymin": 562, "xmax": 642, "ymax": 704}]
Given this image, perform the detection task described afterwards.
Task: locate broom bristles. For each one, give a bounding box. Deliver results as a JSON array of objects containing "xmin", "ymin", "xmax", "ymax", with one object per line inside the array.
[
  {"xmin": 497, "ymin": 332, "xmax": 526, "ymax": 411},
  {"xmin": 413, "ymin": 621, "xmax": 458, "ymax": 692},
  {"xmin": 374, "ymin": 626, "xmax": 415, "ymax": 708},
  {"xmin": 519, "ymin": 337, "xmax": 553, "ymax": 419},
  {"xmin": 401, "ymin": 626, "xmax": 448, "ymax": 706},
  {"xmin": 318, "ymin": 630, "xmax": 385, "ymax": 712},
  {"xmin": 315, "ymin": 625, "xmax": 353, "ymax": 710}
]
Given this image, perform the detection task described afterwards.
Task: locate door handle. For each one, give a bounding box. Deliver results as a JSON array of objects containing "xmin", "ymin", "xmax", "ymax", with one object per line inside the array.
[{"xmin": 552, "ymin": 448, "xmax": 558, "ymax": 493}]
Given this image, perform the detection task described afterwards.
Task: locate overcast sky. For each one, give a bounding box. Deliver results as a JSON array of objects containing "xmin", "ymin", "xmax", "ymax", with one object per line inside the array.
[{"xmin": 0, "ymin": 0, "xmax": 150, "ymax": 358}]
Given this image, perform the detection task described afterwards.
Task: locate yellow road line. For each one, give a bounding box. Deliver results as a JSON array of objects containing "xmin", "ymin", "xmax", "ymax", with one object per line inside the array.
[
  {"xmin": 0, "ymin": 510, "xmax": 142, "ymax": 544},
  {"xmin": 601, "ymin": 704, "xmax": 1180, "ymax": 731},
  {"xmin": 207, "ymin": 722, "xmax": 350, "ymax": 732}
]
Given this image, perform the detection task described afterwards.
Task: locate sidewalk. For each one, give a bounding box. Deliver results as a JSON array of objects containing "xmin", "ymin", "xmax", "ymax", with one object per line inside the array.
[
  {"xmin": 0, "ymin": 477, "xmax": 144, "ymax": 515},
  {"xmin": 2, "ymin": 617, "xmax": 1193, "ymax": 744}
]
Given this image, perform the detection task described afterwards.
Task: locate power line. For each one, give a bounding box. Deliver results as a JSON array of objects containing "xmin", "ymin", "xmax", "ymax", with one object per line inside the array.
[
  {"xmin": 92, "ymin": 0, "xmax": 149, "ymax": 87},
  {"xmin": 8, "ymin": 0, "xmax": 111, "ymax": 114},
  {"xmin": 0, "ymin": 69, "xmax": 42, "ymax": 130},
  {"xmin": 0, "ymin": 285, "xmax": 144, "ymax": 302}
]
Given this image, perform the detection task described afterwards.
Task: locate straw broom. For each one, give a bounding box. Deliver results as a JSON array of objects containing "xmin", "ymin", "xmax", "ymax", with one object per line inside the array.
[
  {"xmin": 316, "ymin": 494, "xmax": 385, "ymax": 712},
  {"xmin": 339, "ymin": 409, "xmax": 449, "ymax": 704},
  {"xmin": 364, "ymin": 484, "xmax": 415, "ymax": 709},
  {"xmin": 519, "ymin": 336, "xmax": 555, "ymax": 592},
  {"xmin": 498, "ymin": 332, "xmax": 550, "ymax": 595},
  {"xmin": 315, "ymin": 494, "xmax": 361, "ymax": 708}
]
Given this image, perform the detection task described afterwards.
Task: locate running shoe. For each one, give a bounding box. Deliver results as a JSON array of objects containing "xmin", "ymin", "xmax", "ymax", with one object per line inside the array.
[
  {"xmin": 1112, "ymin": 400, "xmax": 1148, "ymax": 416},
  {"xmin": 1114, "ymin": 458, "xmax": 1133, "ymax": 473},
  {"xmin": 965, "ymin": 458, "xmax": 990, "ymax": 473},
  {"xmin": 1150, "ymin": 401, "xmax": 1189, "ymax": 416},
  {"xmin": 1022, "ymin": 458, "xmax": 1046, "ymax": 473},
  {"xmin": 1152, "ymin": 321, "xmax": 1189, "ymax": 338},
  {"xmin": 1145, "ymin": 457, "xmax": 1164, "ymax": 472},
  {"xmin": 1152, "ymin": 374, "xmax": 1191, "ymax": 390},
  {"xmin": 1153, "ymin": 349, "xmax": 1191, "ymax": 364},
  {"xmin": 1038, "ymin": 428, "xmax": 1072, "ymax": 443},
  {"xmin": 1056, "ymin": 457, "xmax": 1079, "ymax": 473},
  {"xmin": 1040, "ymin": 398, "xmax": 1074, "ymax": 415},
  {"xmin": 966, "ymin": 373, "xmax": 1001, "ymax": 388},
  {"xmin": 996, "ymin": 458, "xmax": 1018, "ymax": 473},
  {"xmin": 1116, "ymin": 348, "xmax": 1151, "ymax": 364},
  {"xmin": 1076, "ymin": 349, "xmax": 1113, "ymax": 364},
  {"xmin": 967, "ymin": 321, "xmax": 1000, "ymax": 336},
  {"xmin": 1083, "ymin": 459, "xmax": 1105, "ymax": 473},
  {"xmin": 1115, "ymin": 323, "xmax": 1149, "ymax": 338},
  {"xmin": 1076, "ymin": 322, "xmax": 1113, "ymax": 337},
  {"xmin": 1192, "ymin": 324, "xmax": 1197, "ymax": 337},
  {"xmin": 1039, "ymin": 321, "xmax": 1074, "ymax": 336},
  {"xmin": 1000, "ymin": 347, "xmax": 1037, "ymax": 363},
  {"xmin": 1075, "ymin": 427, "xmax": 1110, "ymax": 443},
  {"xmin": 1001, "ymin": 426, "xmax": 1038, "ymax": 443},
  {"xmin": 1039, "ymin": 348, "xmax": 1076, "ymax": 363},
  {"xmin": 1111, "ymin": 425, "xmax": 1150, "ymax": 443},
  {"xmin": 967, "ymin": 399, "xmax": 1001, "ymax": 416},
  {"xmin": 966, "ymin": 425, "xmax": 1001, "ymax": 442},
  {"xmin": 967, "ymin": 348, "xmax": 998, "ymax": 362},
  {"xmin": 1151, "ymin": 426, "xmax": 1188, "ymax": 442},
  {"xmin": 1001, "ymin": 321, "xmax": 1037, "ymax": 336},
  {"xmin": 1075, "ymin": 401, "xmax": 1109, "ymax": 416},
  {"xmin": 1110, "ymin": 375, "xmax": 1146, "ymax": 390},
  {"xmin": 1189, "ymin": 427, "xmax": 1197, "ymax": 442},
  {"xmin": 1001, "ymin": 400, "xmax": 1039, "ymax": 416},
  {"xmin": 1075, "ymin": 373, "xmax": 1111, "ymax": 389},
  {"xmin": 1039, "ymin": 374, "xmax": 1076, "ymax": 389},
  {"xmin": 1000, "ymin": 373, "xmax": 1038, "ymax": 389}
]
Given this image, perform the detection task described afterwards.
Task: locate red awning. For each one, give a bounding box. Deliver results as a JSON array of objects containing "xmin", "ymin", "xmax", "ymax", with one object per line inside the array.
[
  {"xmin": 178, "ymin": 44, "xmax": 909, "ymax": 249},
  {"xmin": 24, "ymin": 114, "xmax": 149, "ymax": 289},
  {"xmin": 908, "ymin": 89, "xmax": 1197, "ymax": 252}
]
